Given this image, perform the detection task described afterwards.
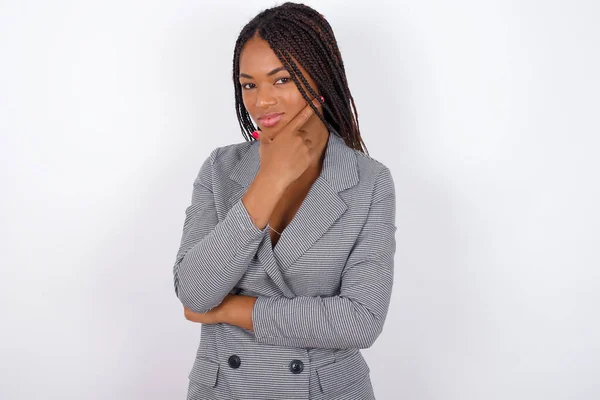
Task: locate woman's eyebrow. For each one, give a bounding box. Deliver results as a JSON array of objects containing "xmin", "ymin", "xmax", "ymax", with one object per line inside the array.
[{"xmin": 239, "ymin": 66, "xmax": 288, "ymax": 79}]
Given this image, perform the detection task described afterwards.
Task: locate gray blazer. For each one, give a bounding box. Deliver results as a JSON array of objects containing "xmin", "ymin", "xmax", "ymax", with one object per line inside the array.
[{"xmin": 173, "ymin": 131, "xmax": 397, "ymax": 399}]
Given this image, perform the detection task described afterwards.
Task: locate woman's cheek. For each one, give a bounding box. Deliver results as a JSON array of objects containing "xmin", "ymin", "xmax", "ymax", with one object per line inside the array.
[
  {"xmin": 241, "ymin": 92, "xmax": 253, "ymax": 112},
  {"xmin": 281, "ymin": 92, "xmax": 305, "ymax": 114}
]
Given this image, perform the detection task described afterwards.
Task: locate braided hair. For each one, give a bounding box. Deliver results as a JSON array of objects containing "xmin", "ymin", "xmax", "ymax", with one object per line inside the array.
[{"xmin": 232, "ymin": 2, "xmax": 368, "ymax": 154}]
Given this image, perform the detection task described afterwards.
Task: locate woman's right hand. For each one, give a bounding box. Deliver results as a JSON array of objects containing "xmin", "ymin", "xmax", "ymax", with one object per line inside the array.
[{"xmin": 256, "ymin": 97, "xmax": 322, "ymax": 190}]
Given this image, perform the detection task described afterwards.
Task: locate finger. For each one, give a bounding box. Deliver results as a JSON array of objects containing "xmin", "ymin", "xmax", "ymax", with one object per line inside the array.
[
  {"xmin": 256, "ymin": 129, "xmax": 272, "ymax": 145},
  {"xmin": 270, "ymin": 96, "xmax": 321, "ymax": 141},
  {"xmin": 286, "ymin": 97, "xmax": 321, "ymax": 134}
]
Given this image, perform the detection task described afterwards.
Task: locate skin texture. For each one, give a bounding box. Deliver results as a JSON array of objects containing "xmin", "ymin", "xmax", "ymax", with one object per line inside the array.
[{"xmin": 183, "ymin": 33, "xmax": 331, "ymax": 330}]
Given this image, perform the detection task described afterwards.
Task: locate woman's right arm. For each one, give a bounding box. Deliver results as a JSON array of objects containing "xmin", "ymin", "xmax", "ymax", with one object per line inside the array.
[
  {"xmin": 175, "ymin": 99, "xmax": 319, "ymax": 313},
  {"xmin": 172, "ymin": 146, "xmax": 285, "ymax": 314}
]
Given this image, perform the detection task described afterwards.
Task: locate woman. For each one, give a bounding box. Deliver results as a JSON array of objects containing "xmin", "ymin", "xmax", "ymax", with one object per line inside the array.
[{"xmin": 172, "ymin": 2, "xmax": 397, "ymax": 399}]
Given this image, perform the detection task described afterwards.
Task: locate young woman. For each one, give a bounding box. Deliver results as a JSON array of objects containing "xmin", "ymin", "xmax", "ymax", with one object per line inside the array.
[{"xmin": 172, "ymin": 3, "xmax": 397, "ymax": 399}]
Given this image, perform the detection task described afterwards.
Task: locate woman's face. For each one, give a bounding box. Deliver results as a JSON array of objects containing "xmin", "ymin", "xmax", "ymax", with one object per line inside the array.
[{"xmin": 238, "ymin": 35, "xmax": 323, "ymax": 138}]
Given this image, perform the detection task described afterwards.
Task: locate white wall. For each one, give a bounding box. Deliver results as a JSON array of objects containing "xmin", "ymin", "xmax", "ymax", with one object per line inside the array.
[{"xmin": 1, "ymin": 1, "xmax": 598, "ymax": 399}]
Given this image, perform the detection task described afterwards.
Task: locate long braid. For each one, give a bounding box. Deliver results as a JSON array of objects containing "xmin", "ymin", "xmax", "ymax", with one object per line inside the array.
[{"xmin": 232, "ymin": 2, "xmax": 368, "ymax": 154}]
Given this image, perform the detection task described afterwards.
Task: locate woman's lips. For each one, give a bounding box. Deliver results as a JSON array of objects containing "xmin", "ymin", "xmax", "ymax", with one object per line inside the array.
[{"xmin": 258, "ymin": 113, "xmax": 283, "ymax": 128}]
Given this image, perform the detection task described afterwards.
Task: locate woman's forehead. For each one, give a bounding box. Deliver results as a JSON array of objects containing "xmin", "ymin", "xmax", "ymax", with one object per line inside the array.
[
  {"xmin": 239, "ymin": 37, "xmax": 280, "ymax": 70},
  {"xmin": 239, "ymin": 37, "xmax": 308, "ymax": 79}
]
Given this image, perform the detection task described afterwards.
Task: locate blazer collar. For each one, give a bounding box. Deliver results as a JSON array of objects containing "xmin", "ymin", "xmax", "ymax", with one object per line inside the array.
[
  {"xmin": 227, "ymin": 131, "xmax": 359, "ymax": 297},
  {"xmin": 229, "ymin": 131, "xmax": 358, "ymax": 192}
]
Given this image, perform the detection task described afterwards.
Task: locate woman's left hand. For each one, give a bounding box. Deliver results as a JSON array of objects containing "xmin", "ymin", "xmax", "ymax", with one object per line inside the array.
[
  {"xmin": 183, "ymin": 302, "xmax": 223, "ymax": 324},
  {"xmin": 183, "ymin": 294, "xmax": 257, "ymax": 331}
]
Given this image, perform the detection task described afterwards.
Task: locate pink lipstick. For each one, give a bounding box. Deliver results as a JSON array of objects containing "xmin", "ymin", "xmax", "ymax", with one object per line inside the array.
[{"xmin": 258, "ymin": 113, "xmax": 283, "ymax": 128}]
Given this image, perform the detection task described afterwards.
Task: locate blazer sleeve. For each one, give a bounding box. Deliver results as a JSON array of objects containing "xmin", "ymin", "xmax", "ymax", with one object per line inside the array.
[
  {"xmin": 173, "ymin": 147, "xmax": 270, "ymax": 313},
  {"xmin": 252, "ymin": 167, "xmax": 397, "ymax": 349}
]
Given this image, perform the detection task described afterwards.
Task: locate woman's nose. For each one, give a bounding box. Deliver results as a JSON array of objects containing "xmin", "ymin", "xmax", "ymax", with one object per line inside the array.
[{"xmin": 255, "ymin": 87, "xmax": 277, "ymax": 109}]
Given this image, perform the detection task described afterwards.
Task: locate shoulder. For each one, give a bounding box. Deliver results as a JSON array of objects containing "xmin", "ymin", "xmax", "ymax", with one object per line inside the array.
[
  {"xmin": 352, "ymin": 148, "xmax": 390, "ymax": 174},
  {"xmin": 194, "ymin": 139, "xmax": 255, "ymax": 187},
  {"xmin": 351, "ymin": 148, "xmax": 395, "ymax": 201},
  {"xmin": 207, "ymin": 139, "xmax": 255, "ymax": 166}
]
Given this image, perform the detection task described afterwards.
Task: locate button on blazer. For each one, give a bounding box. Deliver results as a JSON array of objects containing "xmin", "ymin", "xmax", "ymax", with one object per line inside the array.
[{"xmin": 173, "ymin": 131, "xmax": 397, "ymax": 399}]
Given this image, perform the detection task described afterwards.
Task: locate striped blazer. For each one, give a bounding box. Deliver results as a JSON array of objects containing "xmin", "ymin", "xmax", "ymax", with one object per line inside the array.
[{"xmin": 173, "ymin": 131, "xmax": 397, "ymax": 399}]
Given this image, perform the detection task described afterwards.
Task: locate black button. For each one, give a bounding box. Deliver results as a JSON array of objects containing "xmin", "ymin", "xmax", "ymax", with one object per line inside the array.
[
  {"xmin": 289, "ymin": 359, "xmax": 304, "ymax": 374},
  {"xmin": 228, "ymin": 355, "xmax": 241, "ymax": 369}
]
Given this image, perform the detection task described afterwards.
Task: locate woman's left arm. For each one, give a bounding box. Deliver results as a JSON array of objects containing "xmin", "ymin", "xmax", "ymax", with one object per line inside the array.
[
  {"xmin": 185, "ymin": 167, "xmax": 396, "ymax": 349},
  {"xmin": 251, "ymin": 168, "xmax": 396, "ymax": 349}
]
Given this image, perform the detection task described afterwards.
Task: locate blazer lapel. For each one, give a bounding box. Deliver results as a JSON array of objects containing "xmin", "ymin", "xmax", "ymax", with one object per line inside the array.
[
  {"xmin": 227, "ymin": 131, "xmax": 359, "ymax": 296},
  {"xmin": 273, "ymin": 132, "xmax": 359, "ymax": 270}
]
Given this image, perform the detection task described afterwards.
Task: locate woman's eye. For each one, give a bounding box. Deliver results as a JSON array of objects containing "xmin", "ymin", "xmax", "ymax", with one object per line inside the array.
[{"xmin": 241, "ymin": 78, "xmax": 290, "ymax": 90}]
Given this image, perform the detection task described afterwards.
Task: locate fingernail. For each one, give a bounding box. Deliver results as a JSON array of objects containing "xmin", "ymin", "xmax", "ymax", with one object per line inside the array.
[
  {"xmin": 319, "ymin": 96, "xmax": 325, "ymax": 103},
  {"xmin": 251, "ymin": 131, "xmax": 259, "ymax": 139}
]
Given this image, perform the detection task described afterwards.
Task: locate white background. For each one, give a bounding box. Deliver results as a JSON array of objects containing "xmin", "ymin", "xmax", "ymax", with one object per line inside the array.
[{"xmin": 1, "ymin": 1, "xmax": 599, "ymax": 399}]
